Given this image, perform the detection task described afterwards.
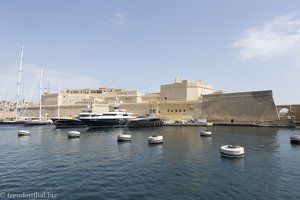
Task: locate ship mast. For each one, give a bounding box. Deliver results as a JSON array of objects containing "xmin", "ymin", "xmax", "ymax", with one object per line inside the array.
[
  {"xmin": 16, "ymin": 46, "xmax": 24, "ymax": 120},
  {"xmin": 57, "ymin": 81, "xmax": 61, "ymax": 118},
  {"xmin": 39, "ymin": 68, "xmax": 43, "ymax": 121}
]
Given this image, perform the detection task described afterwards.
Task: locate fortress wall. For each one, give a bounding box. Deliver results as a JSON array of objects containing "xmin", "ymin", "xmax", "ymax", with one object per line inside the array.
[
  {"xmin": 42, "ymin": 93, "xmax": 59, "ymax": 105},
  {"xmin": 119, "ymin": 103, "xmax": 151, "ymax": 116},
  {"xmin": 23, "ymin": 104, "xmax": 110, "ymax": 118},
  {"xmin": 202, "ymin": 90, "xmax": 279, "ymax": 123},
  {"xmin": 119, "ymin": 101, "xmax": 203, "ymax": 120},
  {"xmin": 61, "ymin": 94, "xmax": 90, "ymax": 105},
  {"xmin": 156, "ymin": 101, "xmax": 202, "ymax": 120},
  {"xmin": 23, "ymin": 105, "xmax": 87, "ymax": 118}
]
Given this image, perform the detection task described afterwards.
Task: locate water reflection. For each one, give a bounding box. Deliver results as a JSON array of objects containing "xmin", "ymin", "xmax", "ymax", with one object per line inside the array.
[{"xmin": 18, "ymin": 135, "xmax": 30, "ymax": 145}]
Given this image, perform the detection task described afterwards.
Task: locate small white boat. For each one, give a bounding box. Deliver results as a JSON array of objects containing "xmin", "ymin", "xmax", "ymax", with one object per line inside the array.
[
  {"xmin": 200, "ymin": 130, "xmax": 212, "ymax": 137},
  {"xmin": 24, "ymin": 119, "xmax": 53, "ymax": 126},
  {"xmin": 220, "ymin": 145, "xmax": 244, "ymax": 158},
  {"xmin": 290, "ymin": 135, "xmax": 300, "ymax": 144},
  {"xmin": 117, "ymin": 134, "xmax": 132, "ymax": 141},
  {"xmin": 68, "ymin": 131, "xmax": 80, "ymax": 138},
  {"xmin": 148, "ymin": 135, "xmax": 163, "ymax": 144},
  {"xmin": 18, "ymin": 130, "xmax": 30, "ymax": 137}
]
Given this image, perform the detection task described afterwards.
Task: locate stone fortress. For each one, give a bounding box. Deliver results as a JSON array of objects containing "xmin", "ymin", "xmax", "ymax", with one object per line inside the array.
[{"xmin": 20, "ymin": 78, "xmax": 299, "ymax": 126}]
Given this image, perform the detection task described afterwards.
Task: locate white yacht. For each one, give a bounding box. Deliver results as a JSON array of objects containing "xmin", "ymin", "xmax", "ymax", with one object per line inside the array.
[{"xmin": 80, "ymin": 98, "xmax": 136, "ymax": 128}]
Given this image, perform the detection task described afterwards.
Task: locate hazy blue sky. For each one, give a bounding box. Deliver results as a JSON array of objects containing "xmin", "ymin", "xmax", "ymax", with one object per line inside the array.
[{"xmin": 1, "ymin": 0, "xmax": 300, "ymax": 104}]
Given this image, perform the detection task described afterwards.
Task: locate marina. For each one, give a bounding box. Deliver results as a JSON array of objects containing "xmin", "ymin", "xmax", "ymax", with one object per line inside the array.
[
  {"xmin": 0, "ymin": 125, "xmax": 299, "ymax": 199},
  {"xmin": 1, "ymin": 1, "xmax": 300, "ymax": 199}
]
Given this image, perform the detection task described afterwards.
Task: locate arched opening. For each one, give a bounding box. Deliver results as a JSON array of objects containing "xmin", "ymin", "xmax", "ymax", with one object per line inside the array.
[
  {"xmin": 279, "ymin": 108, "xmax": 289, "ymax": 118},
  {"xmin": 279, "ymin": 108, "xmax": 289, "ymax": 114}
]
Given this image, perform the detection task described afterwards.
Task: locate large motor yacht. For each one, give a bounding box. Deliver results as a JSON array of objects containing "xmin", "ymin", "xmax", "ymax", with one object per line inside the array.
[
  {"xmin": 54, "ymin": 112, "xmax": 102, "ymax": 128},
  {"xmin": 80, "ymin": 98, "xmax": 136, "ymax": 128}
]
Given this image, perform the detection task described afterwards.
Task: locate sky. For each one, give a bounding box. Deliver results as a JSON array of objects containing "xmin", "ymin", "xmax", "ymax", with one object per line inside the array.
[{"xmin": 0, "ymin": 0, "xmax": 300, "ymax": 104}]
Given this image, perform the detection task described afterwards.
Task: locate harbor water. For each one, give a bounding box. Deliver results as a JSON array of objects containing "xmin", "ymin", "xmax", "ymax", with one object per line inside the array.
[{"xmin": 0, "ymin": 125, "xmax": 300, "ymax": 200}]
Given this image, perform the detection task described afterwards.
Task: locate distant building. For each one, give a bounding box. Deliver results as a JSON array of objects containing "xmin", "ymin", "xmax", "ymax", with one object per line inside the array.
[{"xmin": 160, "ymin": 79, "xmax": 214, "ymax": 101}]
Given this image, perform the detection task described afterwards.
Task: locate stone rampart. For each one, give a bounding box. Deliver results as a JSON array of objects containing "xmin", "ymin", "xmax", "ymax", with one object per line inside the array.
[{"xmin": 202, "ymin": 90, "xmax": 279, "ymax": 123}]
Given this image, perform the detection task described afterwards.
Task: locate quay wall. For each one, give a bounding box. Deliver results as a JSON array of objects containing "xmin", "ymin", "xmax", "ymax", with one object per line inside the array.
[{"xmin": 202, "ymin": 90, "xmax": 279, "ymax": 123}]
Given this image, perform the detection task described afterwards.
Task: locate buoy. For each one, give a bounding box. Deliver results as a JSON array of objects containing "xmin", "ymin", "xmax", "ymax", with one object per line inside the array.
[
  {"xmin": 148, "ymin": 135, "xmax": 163, "ymax": 144},
  {"xmin": 200, "ymin": 130, "xmax": 212, "ymax": 137},
  {"xmin": 18, "ymin": 130, "xmax": 30, "ymax": 137},
  {"xmin": 68, "ymin": 131, "xmax": 80, "ymax": 138},
  {"xmin": 117, "ymin": 134, "xmax": 132, "ymax": 141},
  {"xmin": 220, "ymin": 145, "xmax": 244, "ymax": 158}
]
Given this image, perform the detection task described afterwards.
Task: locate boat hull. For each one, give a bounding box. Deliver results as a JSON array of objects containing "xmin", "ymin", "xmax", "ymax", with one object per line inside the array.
[
  {"xmin": 81, "ymin": 118, "xmax": 128, "ymax": 128},
  {"xmin": 0, "ymin": 120, "xmax": 25, "ymax": 125},
  {"xmin": 55, "ymin": 118, "xmax": 86, "ymax": 128},
  {"xmin": 128, "ymin": 117, "xmax": 162, "ymax": 128},
  {"xmin": 24, "ymin": 120, "xmax": 52, "ymax": 126},
  {"xmin": 290, "ymin": 135, "xmax": 300, "ymax": 144}
]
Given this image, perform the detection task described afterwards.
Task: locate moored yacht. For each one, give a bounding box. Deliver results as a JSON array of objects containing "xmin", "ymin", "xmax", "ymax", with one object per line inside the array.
[
  {"xmin": 290, "ymin": 135, "xmax": 300, "ymax": 144},
  {"xmin": 24, "ymin": 118, "xmax": 53, "ymax": 126},
  {"xmin": 127, "ymin": 114, "xmax": 162, "ymax": 128},
  {"xmin": 54, "ymin": 112, "xmax": 102, "ymax": 128},
  {"xmin": 81, "ymin": 111, "xmax": 135, "ymax": 128},
  {"xmin": 80, "ymin": 98, "xmax": 136, "ymax": 128}
]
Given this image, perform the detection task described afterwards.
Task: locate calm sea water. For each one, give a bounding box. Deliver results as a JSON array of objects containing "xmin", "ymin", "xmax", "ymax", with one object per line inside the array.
[{"xmin": 0, "ymin": 125, "xmax": 300, "ymax": 200}]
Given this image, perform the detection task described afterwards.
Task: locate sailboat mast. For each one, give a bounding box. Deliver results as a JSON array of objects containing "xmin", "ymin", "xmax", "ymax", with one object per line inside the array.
[
  {"xmin": 39, "ymin": 68, "xmax": 43, "ymax": 121},
  {"xmin": 16, "ymin": 46, "xmax": 24, "ymax": 120},
  {"xmin": 57, "ymin": 81, "xmax": 61, "ymax": 118}
]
